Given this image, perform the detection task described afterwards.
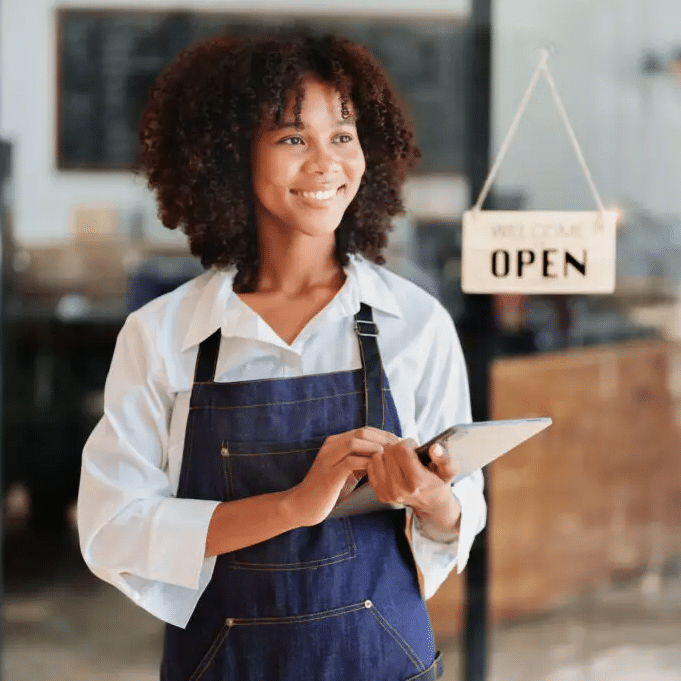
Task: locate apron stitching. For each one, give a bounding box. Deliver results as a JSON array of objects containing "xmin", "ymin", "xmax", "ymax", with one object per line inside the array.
[
  {"xmin": 223, "ymin": 441, "xmax": 355, "ymax": 568},
  {"xmin": 221, "ymin": 443, "xmax": 234, "ymax": 499},
  {"xmin": 191, "ymin": 388, "xmax": 389, "ymax": 412},
  {"xmin": 379, "ymin": 352, "xmax": 388, "ymax": 430},
  {"xmin": 225, "ymin": 601, "xmax": 367, "ymax": 625},
  {"xmin": 189, "ymin": 621, "xmax": 232, "ymax": 681},
  {"xmin": 406, "ymin": 653, "xmax": 442, "ymax": 681},
  {"xmin": 188, "ymin": 390, "xmax": 362, "ymax": 411},
  {"xmin": 343, "ymin": 517, "xmax": 357, "ymax": 555},
  {"xmin": 230, "ymin": 551, "xmax": 355, "ymax": 569},
  {"xmin": 225, "ymin": 437, "xmax": 326, "ymax": 446},
  {"xmin": 381, "ymin": 367, "xmax": 386, "ymax": 430},
  {"xmin": 375, "ymin": 605, "xmax": 426, "ymax": 670},
  {"xmin": 357, "ymin": 333, "xmax": 369, "ymax": 426},
  {"xmin": 368, "ymin": 606, "xmax": 426, "ymax": 672},
  {"xmin": 227, "ymin": 446, "xmax": 320, "ymax": 456}
]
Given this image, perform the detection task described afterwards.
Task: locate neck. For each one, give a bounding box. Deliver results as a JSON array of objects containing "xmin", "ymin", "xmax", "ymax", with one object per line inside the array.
[{"xmin": 256, "ymin": 231, "xmax": 343, "ymax": 296}]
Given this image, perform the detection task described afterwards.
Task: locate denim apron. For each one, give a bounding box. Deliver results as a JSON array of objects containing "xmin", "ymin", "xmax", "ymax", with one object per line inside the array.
[{"xmin": 161, "ymin": 304, "xmax": 443, "ymax": 681}]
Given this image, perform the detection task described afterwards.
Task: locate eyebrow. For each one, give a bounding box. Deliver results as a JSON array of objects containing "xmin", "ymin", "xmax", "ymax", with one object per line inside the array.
[{"xmin": 269, "ymin": 119, "xmax": 356, "ymax": 131}]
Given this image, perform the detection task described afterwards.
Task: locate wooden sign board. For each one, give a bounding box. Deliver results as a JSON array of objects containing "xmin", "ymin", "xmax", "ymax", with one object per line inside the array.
[{"xmin": 461, "ymin": 210, "xmax": 617, "ymax": 294}]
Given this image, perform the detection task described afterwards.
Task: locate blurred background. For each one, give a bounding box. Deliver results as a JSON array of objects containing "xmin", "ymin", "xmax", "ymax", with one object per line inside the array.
[{"xmin": 1, "ymin": 0, "xmax": 680, "ymax": 680}]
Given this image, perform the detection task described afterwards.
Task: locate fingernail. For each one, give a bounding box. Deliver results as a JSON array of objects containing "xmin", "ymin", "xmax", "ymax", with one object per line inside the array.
[{"xmin": 433, "ymin": 443, "xmax": 445, "ymax": 458}]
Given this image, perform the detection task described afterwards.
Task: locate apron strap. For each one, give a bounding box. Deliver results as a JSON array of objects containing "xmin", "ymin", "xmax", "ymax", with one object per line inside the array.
[
  {"xmin": 194, "ymin": 329, "xmax": 222, "ymax": 383},
  {"xmin": 354, "ymin": 303, "xmax": 385, "ymax": 430},
  {"xmin": 192, "ymin": 305, "xmax": 385, "ymax": 432}
]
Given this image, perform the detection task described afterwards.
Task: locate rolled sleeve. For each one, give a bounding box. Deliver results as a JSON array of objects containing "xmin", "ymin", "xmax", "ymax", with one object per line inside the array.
[
  {"xmin": 147, "ymin": 497, "xmax": 219, "ymax": 588},
  {"xmin": 77, "ymin": 314, "xmax": 218, "ymax": 619}
]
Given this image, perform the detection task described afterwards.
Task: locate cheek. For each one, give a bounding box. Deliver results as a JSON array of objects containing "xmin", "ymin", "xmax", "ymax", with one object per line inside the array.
[
  {"xmin": 350, "ymin": 153, "xmax": 366, "ymax": 185},
  {"xmin": 252, "ymin": 150, "xmax": 291, "ymax": 193}
]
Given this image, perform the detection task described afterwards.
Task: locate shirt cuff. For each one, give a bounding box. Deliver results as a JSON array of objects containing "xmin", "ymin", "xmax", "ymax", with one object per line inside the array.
[
  {"xmin": 451, "ymin": 486, "xmax": 479, "ymax": 574},
  {"xmin": 451, "ymin": 469, "xmax": 486, "ymax": 573},
  {"xmin": 147, "ymin": 497, "xmax": 221, "ymax": 590},
  {"xmin": 409, "ymin": 510, "xmax": 458, "ymax": 599},
  {"xmin": 409, "ymin": 473, "xmax": 486, "ymax": 598}
]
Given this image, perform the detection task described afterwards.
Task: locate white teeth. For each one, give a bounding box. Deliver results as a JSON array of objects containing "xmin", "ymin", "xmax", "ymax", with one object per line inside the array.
[{"xmin": 296, "ymin": 189, "xmax": 336, "ymax": 200}]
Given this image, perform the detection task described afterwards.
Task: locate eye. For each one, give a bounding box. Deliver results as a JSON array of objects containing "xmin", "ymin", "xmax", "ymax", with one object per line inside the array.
[
  {"xmin": 280, "ymin": 136, "xmax": 304, "ymax": 146},
  {"xmin": 335, "ymin": 134, "xmax": 354, "ymax": 143}
]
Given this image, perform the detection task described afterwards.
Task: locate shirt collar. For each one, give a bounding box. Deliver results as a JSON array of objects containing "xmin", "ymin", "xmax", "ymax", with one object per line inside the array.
[
  {"xmin": 180, "ymin": 268, "xmax": 239, "ymax": 352},
  {"xmin": 180, "ymin": 255, "xmax": 402, "ymax": 352},
  {"xmin": 345, "ymin": 255, "xmax": 403, "ymax": 319}
]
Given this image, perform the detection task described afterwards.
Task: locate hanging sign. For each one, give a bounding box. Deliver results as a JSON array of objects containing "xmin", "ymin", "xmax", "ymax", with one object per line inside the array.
[
  {"xmin": 461, "ymin": 210, "xmax": 617, "ymax": 294},
  {"xmin": 461, "ymin": 49, "xmax": 617, "ymax": 295}
]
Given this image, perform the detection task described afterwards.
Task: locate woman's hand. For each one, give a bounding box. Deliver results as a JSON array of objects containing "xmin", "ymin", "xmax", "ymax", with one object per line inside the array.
[
  {"xmin": 291, "ymin": 427, "xmax": 400, "ymax": 527},
  {"xmin": 367, "ymin": 438, "xmax": 462, "ymax": 541}
]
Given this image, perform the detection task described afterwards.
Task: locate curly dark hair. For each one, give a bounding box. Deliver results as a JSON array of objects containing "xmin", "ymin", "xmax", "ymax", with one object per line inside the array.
[{"xmin": 137, "ymin": 33, "xmax": 420, "ymax": 292}]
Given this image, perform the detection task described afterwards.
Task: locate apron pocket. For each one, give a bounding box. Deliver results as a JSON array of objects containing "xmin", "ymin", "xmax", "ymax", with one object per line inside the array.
[
  {"xmin": 229, "ymin": 518, "xmax": 356, "ymax": 570},
  {"xmin": 188, "ymin": 619, "xmax": 233, "ymax": 681},
  {"xmin": 188, "ymin": 600, "xmax": 432, "ymax": 681},
  {"xmin": 222, "ymin": 440, "xmax": 357, "ymax": 570}
]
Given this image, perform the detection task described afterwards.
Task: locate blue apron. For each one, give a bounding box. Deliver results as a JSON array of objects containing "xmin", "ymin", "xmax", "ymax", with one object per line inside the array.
[{"xmin": 161, "ymin": 304, "xmax": 444, "ymax": 680}]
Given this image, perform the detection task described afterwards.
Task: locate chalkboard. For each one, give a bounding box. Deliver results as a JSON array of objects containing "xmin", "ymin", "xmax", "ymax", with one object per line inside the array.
[{"xmin": 57, "ymin": 10, "xmax": 470, "ymax": 172}]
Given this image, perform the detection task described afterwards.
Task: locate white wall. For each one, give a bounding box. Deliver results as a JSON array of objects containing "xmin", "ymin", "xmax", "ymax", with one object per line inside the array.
[
  {"xmin": 491, "ymin": 0, "xmax": 681, "ymax": 219},
  {"xmin": 0, "ymin": 0, "xmax": 470, "ymax": 243}
]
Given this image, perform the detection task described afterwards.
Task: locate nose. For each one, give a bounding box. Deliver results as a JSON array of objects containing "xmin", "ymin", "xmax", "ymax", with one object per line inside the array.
[{"xmin": 305, "ymin": 143, "xmax": 340, "ymax": 175}]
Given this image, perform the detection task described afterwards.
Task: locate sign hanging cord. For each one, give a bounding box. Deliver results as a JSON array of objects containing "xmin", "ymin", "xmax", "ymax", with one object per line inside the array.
[{"xmin": 473, "ymin": 49, "xmax": 606, "ymax": 214}]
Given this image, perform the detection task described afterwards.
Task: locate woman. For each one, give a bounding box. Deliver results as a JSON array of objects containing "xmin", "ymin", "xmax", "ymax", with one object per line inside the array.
[{"xmin": 78, "ymin": 34, "xmax": 486, "ymax": 681}]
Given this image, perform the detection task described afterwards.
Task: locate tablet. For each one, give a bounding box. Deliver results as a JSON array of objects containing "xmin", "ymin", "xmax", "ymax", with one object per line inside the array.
[{"xmin": 328, "ymin": 417, "xmax": 551, "ymax": 519}]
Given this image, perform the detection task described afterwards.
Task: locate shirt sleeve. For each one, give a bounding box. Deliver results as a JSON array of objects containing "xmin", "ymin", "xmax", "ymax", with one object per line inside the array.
[
  {"xmin": 77, "ymin": 313, "xmax": 220, "ymax": 622},
  {"xmin": 409, "ymin": 304, "xmax": 487, "ymax": 598}
]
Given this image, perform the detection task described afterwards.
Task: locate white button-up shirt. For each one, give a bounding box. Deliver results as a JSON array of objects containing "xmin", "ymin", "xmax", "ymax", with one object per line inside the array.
[{"xmin": 77, "ymin": 255, "xmax": 486, "ymax": 628}]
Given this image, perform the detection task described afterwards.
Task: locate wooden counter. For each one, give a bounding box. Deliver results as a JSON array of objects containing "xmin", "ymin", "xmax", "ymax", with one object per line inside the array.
[{"xmin": 427, "ymin": 340, "xmax": 681, "ymax": 637}]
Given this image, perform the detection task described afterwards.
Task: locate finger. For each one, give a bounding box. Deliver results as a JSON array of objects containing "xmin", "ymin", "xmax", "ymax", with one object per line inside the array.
[
  {"xmin": 322, "ymin": 437, "xmax": 383, "ymax": 468},
  {"xmin": 383, "ymin": 446, "xmax": 408, "ymax": 499},
  {"xmin": 386, "ymin": 439, "xmax": 422, "ymax": 479},
  {"xmin": 367, "ymin": 451, "xmax": 389, "ymax": 502},
  {"xmin": 346, "ymin": 438, "xmax": 386, "ymax": 457},
  {"xmin": 325, "ymin": 437, "xmax": 383, "ymax": 460},
  {"xmin": 350, "ymin": 427, "xmax": 400, "ymax": 446},
  {"xmin": 339, "ymin": 454, "xmax": 374, "ymax": 472},
  {"xmin": 428, "ymin": 442, "xmax": 458, "ymax": 482}
]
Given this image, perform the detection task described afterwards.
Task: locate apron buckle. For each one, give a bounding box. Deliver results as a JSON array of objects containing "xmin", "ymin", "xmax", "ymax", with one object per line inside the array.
[{"xmin": 354, "ymin": 320, "xmax": 379, "ymax": 337}]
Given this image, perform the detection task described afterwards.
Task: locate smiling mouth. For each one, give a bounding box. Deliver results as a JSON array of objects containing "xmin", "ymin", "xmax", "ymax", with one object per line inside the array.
[{"xmin": 291, "ymin": 186, "xmax": 343, "ymax": 200}]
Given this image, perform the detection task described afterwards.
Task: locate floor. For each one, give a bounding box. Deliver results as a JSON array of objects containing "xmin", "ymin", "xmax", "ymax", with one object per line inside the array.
[{"xmin": 3, "ymin": 507, "xmax": 681, "ymax": 681}]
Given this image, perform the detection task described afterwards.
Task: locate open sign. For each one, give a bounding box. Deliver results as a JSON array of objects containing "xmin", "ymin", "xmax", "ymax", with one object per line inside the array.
[{"xmin": 461, "ymin": 210, "xmax": 617, "ymax": 294}]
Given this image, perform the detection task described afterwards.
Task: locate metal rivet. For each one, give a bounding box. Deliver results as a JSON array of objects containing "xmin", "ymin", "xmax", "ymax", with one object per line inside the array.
[
  {"xmin": 220, "ymin": 445, "xmax": 229, "ymax": 457},
  {"xmin": 226, "ymin": 618, "xmax": 235, "ymax": 626},
  {"xmin": 364, "ymin": 600, "xmax": 372, "ymax": 609}
]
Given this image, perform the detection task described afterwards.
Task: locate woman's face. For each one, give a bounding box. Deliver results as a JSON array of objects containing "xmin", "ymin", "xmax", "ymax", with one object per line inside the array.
[{"xmin": 250, "ymin": 78, "xmax": 366, "ymax": 244}]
